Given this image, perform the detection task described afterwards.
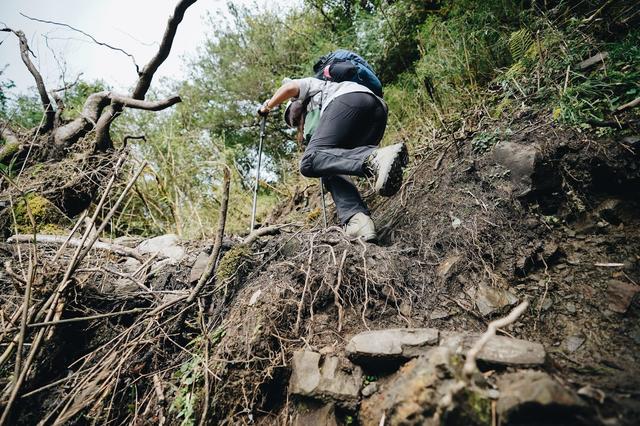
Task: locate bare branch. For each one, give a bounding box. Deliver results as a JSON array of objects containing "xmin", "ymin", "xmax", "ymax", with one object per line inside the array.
[
  {"xmin": 132, "ymin": 0, "xmax": 197, "ymax": 99},
  {"xmin": 1, "ymin": 28, "xmax": 55, "ymax": 132},
  {"xmin": 93, "ymin": 0, "xmax": 197, "ymax": 150},
  {"xmin": 53, "ymin": 91, "xmax": 180, "ymax": 148},
  {"xmin": 20, "ymin": 12, "xmax": 140, "ymax": 74}
]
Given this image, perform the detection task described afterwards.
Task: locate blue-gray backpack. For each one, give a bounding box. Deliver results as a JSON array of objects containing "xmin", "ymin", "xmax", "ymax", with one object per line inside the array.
[{"xmin": 313, "ymin": 49, "xmax": 383, "ymax": 97}]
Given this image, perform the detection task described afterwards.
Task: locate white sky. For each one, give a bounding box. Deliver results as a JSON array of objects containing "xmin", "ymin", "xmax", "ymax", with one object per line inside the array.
[{"xmin": 0, "ymin": 0, "xmax": 297, "ymax": 96}]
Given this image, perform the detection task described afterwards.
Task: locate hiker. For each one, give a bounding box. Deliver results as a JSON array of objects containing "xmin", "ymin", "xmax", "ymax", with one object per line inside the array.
[{"xmin": 258, "ymin": 76, "xmax": 408, "ymax": 242}]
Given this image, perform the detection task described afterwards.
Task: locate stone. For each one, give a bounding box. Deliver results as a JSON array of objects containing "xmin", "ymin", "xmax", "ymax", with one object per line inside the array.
[
  {"xmin": 289, "ymin": 351, "xmax": 362, "ymax": 402},
  {"xmin": 290, "ymin": 351, "xmax": 321, "ymax": 396},
  {"xmin": 492, "ymin": 141, "xmax": 559, "ymax": 197},
  {"xmin": 137, "ymin": 234, "xmax": 185, "ymax": 262},
  {"xmin": 472, "ymin": 284, "xmax": 518, "ymax": 316},
  {"xmin": 497, "ymin": 370, "xmax": 588, "ymax": 424},
  {"xmin": 121, "ymin": 257, "xmax": 142, "ymax": 274},
  {"xmin": 189, "ymin": 251, "xmax": 209, "ymax": 283},
  {"xmin": 437, "ymin": 255, "xmax": 461, "ymax": 278},
  {"xmin": 292, "ymin": 402, "xmax": 337, "ymax": 426},
  {"xmin": 360, "ymin": 347, "xmax": 491, "ymax": 426},
  {"xmin": 430, "ymin": 308, "xmax": 452, "ymax": 320},
  {"xmin": 440, "ymin": 332, "xmax": 546, "ymax": 367},
  {"xmin": 606, "ymin": 279, "xmax": 639, "ymax": 313},
  {"xmin": 346, "ymin": 328, "xmax": 439, "ymax": 362},
  {"xmin": 361, "ymin": 382, "xmax": 378, "ymax": 397},
  {"xmin": 248, "ymin": 289, "xmax": 262, "ymax": 306},
  {"xmin": 564, "ymin": 335, "xmax": 585, "ymax": 353}
]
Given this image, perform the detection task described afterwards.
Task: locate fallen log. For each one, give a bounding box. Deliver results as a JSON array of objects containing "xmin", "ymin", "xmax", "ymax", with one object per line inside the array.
[{"xmin": 7, "ymin": 234, "xmax": 145, "ymax": 261}]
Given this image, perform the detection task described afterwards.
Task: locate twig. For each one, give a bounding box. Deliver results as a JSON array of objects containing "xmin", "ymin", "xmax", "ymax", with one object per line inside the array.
[
  {"xmin": 617, "ymin": 97, "xmax": 640, "ymax": 112},
  {"xmin": 187, "ymin": 167, "xmax": 231, "ymax": 303},
  {"xmin": 462, "ymin": 300, "xmax": 529, "ymax": 379},
  {"xmin": 20, "ymin": 13, "xmax": 140, "ymax": 74}
]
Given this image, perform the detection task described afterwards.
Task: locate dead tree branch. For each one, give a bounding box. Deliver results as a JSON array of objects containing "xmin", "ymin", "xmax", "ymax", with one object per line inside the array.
[
  {"xmin": 0, "ymin": 28, "xmax": 55, "ymax": 132},
  {"xmin": 93, "ymin": 0, "xmax": 197, "ymax": 150},
  {"xmin": 53, "ymin": 91, "xmax": 180, "ymax": 148},
  {"xmin": 20, "ymin": 13, "xmax": 140, "ymax": 74}
]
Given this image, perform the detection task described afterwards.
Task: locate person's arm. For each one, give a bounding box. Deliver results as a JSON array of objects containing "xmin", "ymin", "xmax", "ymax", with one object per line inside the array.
[{"xmin": 259, "ymin": 81, "xmax": 300, "ymax": 115}]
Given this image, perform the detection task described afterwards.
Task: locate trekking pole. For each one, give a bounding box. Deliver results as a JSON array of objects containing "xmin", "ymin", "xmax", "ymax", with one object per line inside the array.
[
  {"xmin": 250, "ymin": 115, "xmax": 266, "ymax": 230},
  {"xmin": 319, "ymin": 177, "xmax": 328, "ymax": 229}
]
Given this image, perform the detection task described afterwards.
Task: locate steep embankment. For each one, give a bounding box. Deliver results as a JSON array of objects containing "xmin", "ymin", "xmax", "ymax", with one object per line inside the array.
[{"xmin": 2, "ymin": 106, "xmax": 637, "ymax": 425}]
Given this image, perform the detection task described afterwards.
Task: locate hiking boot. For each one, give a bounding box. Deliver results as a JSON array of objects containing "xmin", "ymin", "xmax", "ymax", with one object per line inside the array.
[
  {"xmin": 365, "ymin": 142, "xmax": 409, "ymax": 196},
  {"xmin": 345, "ymin": 212, "xmax": 376, "ymax": 242}
]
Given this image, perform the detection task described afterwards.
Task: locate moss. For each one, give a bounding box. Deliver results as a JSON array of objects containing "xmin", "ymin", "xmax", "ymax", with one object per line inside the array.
[
  {"xmin": 0, "ymin": 142, "xmax": 20, "ymax": 164},
  {"xmin": 215, "ymin": 244, "xmax": 252, "ymax": 282},
  {"xmin": 306, "ymin": 208, "xmax": 321, "ymax": 223},
  {"xmin": 13, "ymin": 193, "xmax": 69, "ymax": 234}
]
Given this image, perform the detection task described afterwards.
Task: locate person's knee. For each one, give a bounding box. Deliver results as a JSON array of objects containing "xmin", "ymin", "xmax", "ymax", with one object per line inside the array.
[{"xmin": 299, "ymin": 151, "xmax": 316, "ymax": 177}]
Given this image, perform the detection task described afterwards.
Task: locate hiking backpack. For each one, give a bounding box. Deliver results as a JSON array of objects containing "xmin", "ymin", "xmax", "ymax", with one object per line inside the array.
[{"xmin": 313, "ymin": 49, "xmax": 383, "ymax": 97}]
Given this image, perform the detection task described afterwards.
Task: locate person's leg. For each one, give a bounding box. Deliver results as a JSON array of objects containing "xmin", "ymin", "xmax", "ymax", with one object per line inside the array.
[
  {"xmin": 300, "ymin": 92, "xmax": 387, "ymax": 226},
  {"xmin": 299, "ymin": 93, "xmax": 387, "ymax": 179},
  {"xmin": 322, "ymin": 175, "xmax": 369, "ymax": 224}
]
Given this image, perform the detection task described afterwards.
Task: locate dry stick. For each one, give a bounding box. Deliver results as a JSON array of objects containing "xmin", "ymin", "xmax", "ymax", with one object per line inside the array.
[
  {"xmin": 462, "ymin": 300, "xmax": 530, "ymax": 380},
  {"xmin": 186, "ymin": 167, "xmax": 231, "ymax": 303},
  {"xmin": 0, "ymin": 162, "xmax": 146, "ymax": 425}
]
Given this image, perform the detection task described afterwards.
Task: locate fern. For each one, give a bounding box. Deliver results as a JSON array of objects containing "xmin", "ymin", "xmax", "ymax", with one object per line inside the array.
[{"xmin": 508, "ymin": 28, "xmax": 533, "ymax": 61}]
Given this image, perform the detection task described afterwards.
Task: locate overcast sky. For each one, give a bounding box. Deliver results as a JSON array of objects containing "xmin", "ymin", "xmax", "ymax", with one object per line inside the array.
[{"xmin": 0, "ymin": 0, "xmax": 297, "ymax": 96}]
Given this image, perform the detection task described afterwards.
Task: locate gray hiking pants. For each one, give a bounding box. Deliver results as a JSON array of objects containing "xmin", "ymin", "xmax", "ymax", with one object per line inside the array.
[{"xmin": 299, "ymin": 92, "xmax": 387, "ymax": 224}]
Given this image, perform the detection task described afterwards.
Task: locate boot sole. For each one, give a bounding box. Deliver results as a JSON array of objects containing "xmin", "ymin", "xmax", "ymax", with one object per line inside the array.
[{"xmin": 379, "ymin": 143, "xmax": 408, "ymax": 197}]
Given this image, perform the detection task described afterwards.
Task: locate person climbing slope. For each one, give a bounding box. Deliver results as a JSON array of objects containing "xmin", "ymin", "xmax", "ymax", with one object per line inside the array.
[{"xmin": 258, "ymin": 75, "xmax": 408, "ymax": 242}]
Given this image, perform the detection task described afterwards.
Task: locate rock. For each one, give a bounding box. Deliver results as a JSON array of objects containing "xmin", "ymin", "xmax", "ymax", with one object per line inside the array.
[
  {"xmin": 497, "ymin": 370, "xmax": 589, "ymax": 424},
  {"xmin": 121, "ymin": 257, "xmax": 142, "ymax": 274},
  {"xmin": 248, "ymin": 289, "xmax": 262, "ymax": 306},
  {"xmin": 113, "ymin": 235, "xmax": 143, "ymax": 247},
  {"xmin": 346, "ymin": 328, "xmax": 439, "ymax": 362},
  {"xmin": 597, "ymin": 199, "xmax": 624, "ymax": 225},
  {"xmin": 137, "ymin": 234, "xmax": 185, "ymax": 262},
  {"xmin": 440, "ymin": 332, "xmax": 546, "ymax": 367},
  {"xmin": 606, "ymin": 279, "xmax": 639, "ymax": 313},
  {"xmin": 430, "ymin": 308, "xmax": 452, "ymax": 320},
  {"xmin": 492, "ymin": 142, "xmax": 559, "ymax": 198},
  {"xmin": 189, "ymin": 251, "xmax": 209, "ymax": 283},
  {"xmin": 292, "ymin": 402, "xmax": 337, "ymax": 426},
  {"xmin": 360, "ymin": 347, "xmax": 491, "ymax": 426},
  {"xmin": 289, "ymin": 351, "xmax": 362, "ymax": 402},
  {"xmin": 437, "ymin": 255, "xmax": 461, "ymax": 279},
  {"xmin": 472, "ymin": 283, "xmax": 518, "ymax": 316},
  {"xmin": 361, "ymin": 382, "xmax": 378, "ymax": 397},
  {"xmin": 564, "ymin": 335, "xmax": 585, "ymax": 353},
  {"xmin": 290, "ymin": 351, "xmax": 321, "ymax": 396}
]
